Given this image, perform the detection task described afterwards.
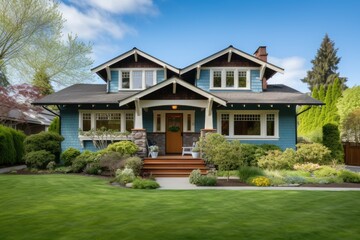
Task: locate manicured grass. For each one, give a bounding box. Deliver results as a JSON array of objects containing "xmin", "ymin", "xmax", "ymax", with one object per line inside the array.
[{"xmin": 0, "ymin": 175, "xmax": 359, "ymax": 240}]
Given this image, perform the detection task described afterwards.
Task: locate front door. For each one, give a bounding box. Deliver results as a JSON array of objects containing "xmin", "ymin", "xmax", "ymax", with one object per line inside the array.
[{"xmin": 166, "ymin": 113, "xmax": 183, "ymax": 154}]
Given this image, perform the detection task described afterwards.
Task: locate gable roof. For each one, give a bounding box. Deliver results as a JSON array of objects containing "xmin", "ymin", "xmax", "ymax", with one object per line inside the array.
[
  {"xmin": 180, "ymin": 45, "xmax": 284, "ymax": 75},
  {"xmin": 91, "ymin": 47, "xmax": 180, "ymax": 81},
  {"xmin": 119, "ymin": 77, "xmax": 227, "ymax": 107}
]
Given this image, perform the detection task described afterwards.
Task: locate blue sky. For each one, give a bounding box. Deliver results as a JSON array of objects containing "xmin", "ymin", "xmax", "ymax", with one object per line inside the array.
[{"xmin": 60, "ymin": 0, "xmax": 360, "ymax": 92}]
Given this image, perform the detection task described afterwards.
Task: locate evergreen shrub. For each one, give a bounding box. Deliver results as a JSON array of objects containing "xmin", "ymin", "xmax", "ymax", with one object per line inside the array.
[
  {"xmin": 24, "ymin": 150, "xmax": 55, "ymax": 169},
  {"xmin": 296, "ymin": 143, "xmax": 331, "ymax": 164},
  {"xmin": 132, "ymin": 178, "xmax": 160, "ymax": 189},
  {"xmin": 9, "ymin": 128, "xmax": 26, "ymax": 164},
  {"xmin": 322, "ymin": 123, "xmax": 344, "ymax": 161},
  {"xmin": 0, "ymin": 125, "xmax": 16, "ymax": 165},
  {"xmin": 125, "ymin": 156, "xmax": 143, "ymax": 176},
  {"xmin": 71, "ymin": 150, "xmax": 98, "ymax": 173},
  {"xmin": 106, "ymin": 141, "xmax": 138, "ymax": 156},
  {"xmin": 60, "ymin": 147, "xmax": 81, "ymax": 166},
  {"xmin": 258, "ymin": 148, "xmax": 297, "ymax": 170}
]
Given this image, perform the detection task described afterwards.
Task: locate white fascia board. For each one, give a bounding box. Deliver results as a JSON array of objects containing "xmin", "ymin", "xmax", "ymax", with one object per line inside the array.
[
  {"xmin": 180, "ymin": 47, "xmax": 284, "ymax": 75},
  {"xmin": 92, "ymin": 49, "xmax": 179, "ymax": 74},
  {"xmin": 119, "ymin": 77, "xmax": 227, "ymax": 107}
]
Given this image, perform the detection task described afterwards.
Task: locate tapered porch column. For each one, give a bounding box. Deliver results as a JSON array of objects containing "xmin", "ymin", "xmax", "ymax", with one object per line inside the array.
[
  {"xmin": 204, "ymin": 98, "xmax": 214, "ymax": 129},
  {"xmin": 134, "ymin": 98, "xmax": 143, "ymax": 129}
]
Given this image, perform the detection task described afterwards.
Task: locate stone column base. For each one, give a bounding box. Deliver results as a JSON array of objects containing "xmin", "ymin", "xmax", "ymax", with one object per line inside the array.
[
  {"xmin": 200, "ymin": 129, "xmax": 217, "ymax": 138},
  {"xmin": 131, "ymin": 129, "xmax": 147, "ymax": 158}
]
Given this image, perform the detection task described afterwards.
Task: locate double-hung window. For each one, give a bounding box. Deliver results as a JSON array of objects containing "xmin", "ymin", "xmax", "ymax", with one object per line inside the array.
[
  {"xmin": 119, "ymin": 69, "xmax": 157, "ymax": 90},
  {"xmin": 211, "ymin": 69, "xmax": 250, "ymax": 89},
  {"xmin": 218, "ymin": 111, "xmax": 278, "ymax": 139}
]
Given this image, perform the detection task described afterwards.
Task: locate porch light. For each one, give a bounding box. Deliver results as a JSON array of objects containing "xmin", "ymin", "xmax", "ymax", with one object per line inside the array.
[{"xmin": 172, "ymin": 105, "xmax": 178, "ymax": 110}]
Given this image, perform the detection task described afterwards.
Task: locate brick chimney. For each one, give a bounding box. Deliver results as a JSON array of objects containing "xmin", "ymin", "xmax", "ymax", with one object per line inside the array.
[{"xmin": 254, "ymin": 46, "xmax": 268, "ymax": 62}]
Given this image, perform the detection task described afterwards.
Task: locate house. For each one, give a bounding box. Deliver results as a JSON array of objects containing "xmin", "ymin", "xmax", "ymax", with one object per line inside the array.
[{"xmin": 33, "ymin": 45, "xmax": 322, "ymax": 157}]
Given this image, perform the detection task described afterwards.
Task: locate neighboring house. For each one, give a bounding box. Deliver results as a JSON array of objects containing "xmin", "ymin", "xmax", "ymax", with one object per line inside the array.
[
  {"xmin": 0, "ymin": 107, "xmax": 55, "ymax": 135},
  {"xmin": 33, "ymin": 45, "xmax": 322, "ymax": 156}
]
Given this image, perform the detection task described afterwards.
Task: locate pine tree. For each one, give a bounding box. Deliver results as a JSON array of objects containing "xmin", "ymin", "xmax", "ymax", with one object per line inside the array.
[{"xmin": 301, "ymin": 34, "xmax": 347, "ymax": 91}]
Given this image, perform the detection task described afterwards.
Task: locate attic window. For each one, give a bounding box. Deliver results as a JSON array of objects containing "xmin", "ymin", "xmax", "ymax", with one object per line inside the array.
[
  {"xmin": 210, "ymin": 69, "xmax": 250, "ymax": 89},
  {"xmin": 119, "ymin": 69, "xmax": 158, "ymax": 90}
]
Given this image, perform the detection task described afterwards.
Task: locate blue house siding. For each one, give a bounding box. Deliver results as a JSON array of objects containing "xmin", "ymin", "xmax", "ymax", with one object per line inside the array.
[
  {"xmin": 60, "ymin": 107, "xmax": 82, "ymax": 151},
  {"xmin": 109, "ymin": 71, "xmax": 119, "ymax": 92},
  {"xmin": 156, "ymin": 70, "xmax": 165, "ymax": 83},
  {"xmin": 196, "ymin": 69, "xmax": 210, "ymax": 91},
  {"xmin": 250, "ymin": 70, "xmax": 262, "ymax": 92}
]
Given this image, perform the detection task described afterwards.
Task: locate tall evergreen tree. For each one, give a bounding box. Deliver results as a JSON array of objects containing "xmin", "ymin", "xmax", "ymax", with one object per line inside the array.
[
  {"xmin": 32, "ymin": 67, "xmax": 54, "ymax": 95},
  {"xmin": 302, "ymin": 34, "xmax": 347, "ymax": 91}
]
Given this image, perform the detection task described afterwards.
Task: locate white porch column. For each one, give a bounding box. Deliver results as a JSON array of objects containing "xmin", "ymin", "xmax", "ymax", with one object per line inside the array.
[
  {"xmin": 134, "ymin": 98, "xmax": 143, "ymax": 129},
  {"xmin": 204, "ymin": 98, "xmax": 214, "ymax": 129}
]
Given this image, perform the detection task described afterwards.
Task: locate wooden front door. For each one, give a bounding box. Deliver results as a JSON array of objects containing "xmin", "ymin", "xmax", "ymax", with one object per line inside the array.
[{"xmin": 166, "ymin": 113, "xmax": 183, "ymax": 154}]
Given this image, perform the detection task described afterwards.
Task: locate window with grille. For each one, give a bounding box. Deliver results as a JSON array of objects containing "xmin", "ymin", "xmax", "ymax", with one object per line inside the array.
[
  {"xmin": 122, "ymin": 71, "xmax": 130, "ymax": 89},
  {"xmin": 126, "ymin": 113, "xmax": 134, "ymax": 132},
  {"xmin": 95, "ymin": 113, "xmax": 121, "ymax": 131},
  {"xmin": 221, "ymin": 114, "xmax": 229, "ymax": 136},
  {"xmin": 238, "ymin": 71, "xmax": 247, "ymax": 88},
  {"xmin": 226, "ymin": 71, "xmax": 234, "ymax": 87},
  {"xmin": 211, "ymin": 69, "xmax": 249, "ymax": 89},
  {"xmin": 234, "ymin": 114, "xmax": 261, "ymax": 135},
  {"xmin": 267, "ymin": 114, "xmax": 275, "ymax": 136},
  {"xmin": 82, "ymin": 113, "xmax": 91, "ymax": 131},
  {"xmin": 213, "ymin": 70, "xmax": 222, "ymax": 87}
]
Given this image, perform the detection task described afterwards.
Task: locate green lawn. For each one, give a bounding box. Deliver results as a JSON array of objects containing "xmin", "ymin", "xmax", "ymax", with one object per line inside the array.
[{"xmin": 0, "ymin": 175, "xmax": 359, "ymax": 240}]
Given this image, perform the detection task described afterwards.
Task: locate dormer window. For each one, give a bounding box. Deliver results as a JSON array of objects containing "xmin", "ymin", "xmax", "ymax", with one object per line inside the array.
[
  {"xmin": 119, "ymin": 69, "xmax": 159, "ymax": 90},
  {"xmin": 210, "ymin": 68, "xmax": 250, "ymax": 89}
]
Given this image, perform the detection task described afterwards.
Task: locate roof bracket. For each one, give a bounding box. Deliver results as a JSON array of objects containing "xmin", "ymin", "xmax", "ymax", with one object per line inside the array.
[
  {"xmin": 173, "ymin": 81, "xmax": 176, "ymax": 94},
  {"xmin": 260, "ymin": 64, "xmax": 266, "ymax": 80},
  {"xmin": 106, "ymin": 66, "xmax": 111, "ymax": 81},
  {"xmin": 196, "ymin": 65, "xmax": 201, "ymax": 80},
  {"xmin": 134, "ymin": 50, "xmax": 138, "ymax": 62},
  {"xmin": 228, "ymin": 50, "xmax": 232, "ymax": 62}
]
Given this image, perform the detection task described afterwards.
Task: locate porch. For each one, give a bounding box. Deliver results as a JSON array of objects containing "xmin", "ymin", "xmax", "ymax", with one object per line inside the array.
[{"xmin": 142, "ymin": 155, "xmax": 208, "ymax": 177}]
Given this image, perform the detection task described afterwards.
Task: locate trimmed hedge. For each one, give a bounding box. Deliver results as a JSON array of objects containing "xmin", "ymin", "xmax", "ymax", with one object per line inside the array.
[
  {"xmin": 24, "ymin": 131, "xmax": 64, "ymax": 162},
  {"xmin": 0, "ymin": 125, "xmax": 25, "ymax": 165},
  {"xmin": 322, "ymin": 123, "xmax": 343, "ymax": 161}
]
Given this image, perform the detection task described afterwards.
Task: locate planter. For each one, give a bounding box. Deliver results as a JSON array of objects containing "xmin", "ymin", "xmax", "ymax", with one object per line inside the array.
[
  {"xmin": 191, "ymin": 152, "xmax": 200, "ymax": 158},
  {"xmin": 150, "ymin": 152, "xmax": 159, "ymax": 158}
]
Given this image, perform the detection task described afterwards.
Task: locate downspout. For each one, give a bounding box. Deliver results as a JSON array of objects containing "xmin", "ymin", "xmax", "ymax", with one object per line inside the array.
[{"xmin": 295, "ymin": 106, "xmax": 313, "ymax": 145}]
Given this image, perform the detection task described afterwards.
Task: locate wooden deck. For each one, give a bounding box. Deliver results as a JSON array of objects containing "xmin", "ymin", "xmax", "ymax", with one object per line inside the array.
[{"xmin": 142, "ymin": 155, "xmax": 208, "ymax": 177}]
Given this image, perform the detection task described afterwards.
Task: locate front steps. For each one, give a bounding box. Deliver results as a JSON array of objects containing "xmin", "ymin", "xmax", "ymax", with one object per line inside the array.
[{"xmin": 142, "ymin": 156, "xmax": 208, "ymax": 177}]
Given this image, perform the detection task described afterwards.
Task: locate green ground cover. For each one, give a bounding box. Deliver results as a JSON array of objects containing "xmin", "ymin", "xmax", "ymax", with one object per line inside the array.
[{"xmin": 0, "ymin": 174, "xmax": 359, "ymax": 240}]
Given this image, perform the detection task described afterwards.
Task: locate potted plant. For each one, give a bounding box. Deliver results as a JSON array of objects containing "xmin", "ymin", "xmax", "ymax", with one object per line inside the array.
[
  {"xmin": 191, "ymin": 146, "xmax": 200, "ymax": 158},
  {"xmin": 149, "ymin": 145, "xmax": 159, "ymax": 158}
]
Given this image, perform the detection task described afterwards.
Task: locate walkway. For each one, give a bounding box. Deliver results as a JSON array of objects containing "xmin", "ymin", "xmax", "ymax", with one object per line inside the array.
[
  {"xmin": 156, "ymin": 177, "xmax": 360, "ymax": 191},
  {"xmin": 0, "ymin": 165, "xmax": 26, "ymax": 174}
]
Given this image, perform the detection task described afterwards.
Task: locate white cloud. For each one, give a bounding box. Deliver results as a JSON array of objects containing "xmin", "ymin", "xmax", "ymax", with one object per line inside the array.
[
  {"xmin": 82, "ymin": 0, "xmax": 157, "ymax": 14},
  {"xmin": 268, "ymin": 56, "xmax": 309, "ymax": 93}
]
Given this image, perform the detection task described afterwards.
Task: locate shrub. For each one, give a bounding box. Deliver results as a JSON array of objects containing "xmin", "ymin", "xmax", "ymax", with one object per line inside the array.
[
  {"xmin": 84, "ymin": 162, "xmax": 101, "ymax": 175},
  {"xmin": 283, "ymin": 176, "xmax": 307, "ymax": 184},
  {"xmin": 293, "ymin": 162, "xmax": 321, "ymax": 172},
  {"xmin": 189, "ymin": 169, "xmax": 202, "ymax": 184},
  {"xmin": 296, "ymin": 143, "xmax": 331, "ymax": 164},
  {"xmin": 106, "ymin": 141, "xmax": 138, "ymax": 156},
  {"xmin": 258, "ymin": 148, "xmax": 297, "ymax": 170},
  {"xmin": 196, "ymin": 175, "xmax": 217, "ymax": 186},
  {"xmin": 24, "ymin": 150, "xmax": 55, "ymax": 169},
  {"xmin": 306, "ymin": 177, "xmax": 344, "ymax": 184},
  {"xmin": 0, "ymin": 125, "xmax": 16, "ymax": 165},
  {"xmin": 9, "ymin": 128, "xmax": 26, "ymax": 164},
  {"xmin": 46, "ymin": 161, "xmax": 56, "ymax": 170},
  {"xmin": 238, "ymin": 166, "xmax": 264, "ymax": 182},
  {"xmin": 115, "ymin": 167, "xmax": 135, "ymax": 185},
  {"xmin": 54, "ymin": 166, "xmax": 72, "ymax": 174},
  {"xmin": 24, "ymin": 131, "xmax": 64, "ymax": 162},
  {"xmin": 322, "ymin": 123, "xmax": 344, "ymax": 162},
  {"xmin": 250, "ymin": 176, "xmax": 271, "ymax": 187},
  {"xmin": 238, "ymin": 144, "xmax": 259, "ymax": 166},
  {"xmin": 269, "ymin": 177, "xmax": 286, "ymax": 186},
  {"xmin": 282, "ymin": 170, "xmax": 311, "ymax": 177},
  {"xmin": 337, "ymin": 170, "xmax": 360, "ymax": 183},
  {"xmin": 132, "ymin": 178, "xmax": 160, "ymax": 189},
  {"xmin": 125, "ymin": 156, "xmax": 143, "ymax": 176},
  {"xmin": 61, "ymin": 147, "xmax": 81, "ymax": 166},
  {"xmin": 48, "ymin": 117, "xmax": 60, "ymax": 134},
  {"xmin": 72, "ymin": 150, "xmax": 98, "ymax": 173},
  {"xmin": 99, "ymin": 152, "xmax": 126, "ymax": 176},
  {"xmin": 313, "ymin": 166, "xmax": 338, "ymax": 178}
]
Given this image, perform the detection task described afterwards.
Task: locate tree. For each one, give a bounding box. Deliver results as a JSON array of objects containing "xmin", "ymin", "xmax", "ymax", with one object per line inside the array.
[
  {"xmin": 12, "ymin": 33, "xmax": 93, "ymax": 92},
  {"xmin": 342, "ymin": 108, "xmax": 360, "ymax": 143},
  {"xmin": 0, "ymin": 0, "xmax": 61, "ymax": 67},
  {"xmin": 0, "ymin": 84, "xmax": 42, "ymax": 124},
  {"xmin": 322, "ymin": 123, "xmax": 343, "ymax": 161},
  {"xmin": 337, "ymin": 86, "xmax": 360, "ymax": 126},
  {"xmin": 301, "ymin": 34, "xmax": 347, "ymax": 91}
]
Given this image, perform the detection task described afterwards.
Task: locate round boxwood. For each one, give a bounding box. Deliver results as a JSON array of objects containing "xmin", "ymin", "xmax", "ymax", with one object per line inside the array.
[
  {"xmin": 61, "ymin": 147, "xmax": 81, "ymax": 166},
  {"xmin": 24, "ymin": 150, "xmax": 55, "ymax": 169}
]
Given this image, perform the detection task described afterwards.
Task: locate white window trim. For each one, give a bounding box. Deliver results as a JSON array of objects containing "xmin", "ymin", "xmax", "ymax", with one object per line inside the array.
[
  {"xmin": 115, "ymin": 68, "xmax": 162, "ymax": 90},
  {"xmin": 79, "ymin": 110, "xmax": 135, "ymax": 133},
  {"xmin": 217, "ymin": 110, "xmax": 279, "ymax": 140},
  {"xmin": 207, "ymin": 67, "xmax": 256, "ymax": 90},
  {"xmin": 153, "ymin": 110, "xmax": 195, "ymax": 133}
]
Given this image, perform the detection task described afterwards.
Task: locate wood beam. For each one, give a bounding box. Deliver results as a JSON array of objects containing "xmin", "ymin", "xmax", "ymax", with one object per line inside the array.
[
  {"xmin": 172, "ymin": 81, "xmax": 176, "ymax": 94},
  {"xmin": 106, "ymin": 66, "xmax": 111, "ymax": 81},
  {"xmin": 134, "ymin": 50, "xmax": 138, "ymax": 62},
  {"xmin": 196, "ymin": 65, "xmax": 201, "ymax": 80},
  {"xmin": 164, "ymin": 66, "xmax": 167, "ymax": 80},
  {"xmin": 228, "ymin": 50, "xmax": 232, "ymax": 62},
  {"xmin": 135, "ymin": 98, "xmax": 140, "ymax": 116},
  {"xmin": 208, "ymin": 98, "xmax": 213, "ymax": 116},
  {"xmin": 260, "ymin": 64, "xmax": 266, "ymax": 80}
]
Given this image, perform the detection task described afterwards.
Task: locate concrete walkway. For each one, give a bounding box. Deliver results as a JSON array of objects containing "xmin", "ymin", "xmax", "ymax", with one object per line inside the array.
[
  {"xmin": 0, "ymin": 165, "xmax": 27, "ymax": 174},
  {"xmin": 346, "ymin": 165, "xmax": 360, "ymax": 173},
  {"xmin": 156, "ymin": 177, "xmax": 360, "ymax": 191}
]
